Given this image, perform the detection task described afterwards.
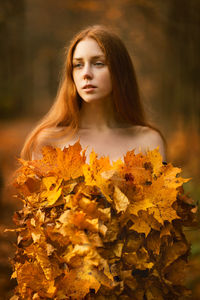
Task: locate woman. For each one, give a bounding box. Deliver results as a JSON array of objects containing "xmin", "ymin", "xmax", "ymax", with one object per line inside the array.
[{"xmin": 21, "ymin": 25, "xmax": 167, "ymax": 162}]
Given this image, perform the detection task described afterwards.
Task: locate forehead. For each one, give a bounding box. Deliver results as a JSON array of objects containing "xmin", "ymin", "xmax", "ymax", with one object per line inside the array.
[{"xmin": 73, "ymin": 37, "xmax": 105, "ymax": 59}]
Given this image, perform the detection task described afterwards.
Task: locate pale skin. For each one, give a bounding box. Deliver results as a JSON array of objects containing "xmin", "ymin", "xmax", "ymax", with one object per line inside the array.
[{"xmin": 33, "ymin": 38, "xmax": 166, "ymax": 162}]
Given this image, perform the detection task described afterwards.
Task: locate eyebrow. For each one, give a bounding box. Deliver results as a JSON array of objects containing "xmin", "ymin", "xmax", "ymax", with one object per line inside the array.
[{"xmin": 73, "ymin": 55, "xmax": 105, "ymax": 61}]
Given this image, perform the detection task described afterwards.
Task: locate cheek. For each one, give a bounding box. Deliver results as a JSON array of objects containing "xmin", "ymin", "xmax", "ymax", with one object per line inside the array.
[
  {"xmin": 100, "ymin": 70, "xmax": 112, "ymax": 89},
  {"xmin": 73, "ymin": 73, "xmax": 80, "ymax": 90}
]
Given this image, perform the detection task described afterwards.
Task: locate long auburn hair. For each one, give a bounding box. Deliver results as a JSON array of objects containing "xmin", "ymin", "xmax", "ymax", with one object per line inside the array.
[{"xmin": 21, "ymin": 24, "xmax": 166, "ymax": 160}]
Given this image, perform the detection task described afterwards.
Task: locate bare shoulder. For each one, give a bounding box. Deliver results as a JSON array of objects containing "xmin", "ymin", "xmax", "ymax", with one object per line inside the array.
[
  {"xmin": 130, "ymin": 125, "xmax": 167, "ymax": 161},
  {"xmin": 32, "ymin": 127, "xmax": 66, "ymax": 160}
]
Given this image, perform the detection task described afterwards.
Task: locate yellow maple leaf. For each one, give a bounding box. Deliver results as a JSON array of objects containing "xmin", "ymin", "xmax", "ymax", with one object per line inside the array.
[
  {"xmin": 40, "ymin": 176, "xmax": 63, "ymax": 206},
  {"xmin": 146, "ymin": 147, "xmax": 163, "ymax": 177},
  {"xmin": 129, "ymin": 214, "xmax": 152, "ymax": 237},
  {"xmin": 83, "ymin": 150, "xmax": 115, "ymax": 203}
]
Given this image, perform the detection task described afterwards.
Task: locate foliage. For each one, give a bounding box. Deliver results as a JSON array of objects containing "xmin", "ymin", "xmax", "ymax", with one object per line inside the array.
[{"xmin": 8, "ymin": 141, "xmax": 198, "ymax": 300}]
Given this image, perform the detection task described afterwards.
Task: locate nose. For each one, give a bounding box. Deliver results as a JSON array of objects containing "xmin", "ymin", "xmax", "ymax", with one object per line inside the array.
[{"xmin": 83, "ymin": 63, "xmax": 93, "ymax": 80}]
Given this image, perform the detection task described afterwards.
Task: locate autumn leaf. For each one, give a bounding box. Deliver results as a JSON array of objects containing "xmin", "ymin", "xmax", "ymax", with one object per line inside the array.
[{"xmin": 113, "ymin": 185, "xmax": 129, "ymax": 213}]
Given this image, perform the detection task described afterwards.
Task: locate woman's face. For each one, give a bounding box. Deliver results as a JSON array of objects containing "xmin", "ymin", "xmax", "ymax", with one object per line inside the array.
[{"xmin": 72, "ymin": 37, "xmax": 112, "ymax": 104}]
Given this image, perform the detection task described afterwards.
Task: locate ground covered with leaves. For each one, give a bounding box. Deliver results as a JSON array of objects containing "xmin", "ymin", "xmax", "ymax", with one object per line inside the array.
[{"xmin": 8, "ymin": 141, "xmax": 198, "ymax": 300}]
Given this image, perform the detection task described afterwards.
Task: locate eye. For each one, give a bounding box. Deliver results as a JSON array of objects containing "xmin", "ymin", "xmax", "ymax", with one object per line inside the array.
[
  {"xmin": 94, "ymin": 61, "xmax": 105, "ymax": 66},
  {"xmin": 73, "ymin": 63, "xmax": 83, "ymax": 68}
]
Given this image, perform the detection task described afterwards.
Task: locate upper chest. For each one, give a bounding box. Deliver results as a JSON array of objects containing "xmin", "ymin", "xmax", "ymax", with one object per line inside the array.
[{"xmin": 55, "ymin": 126, "xmax": 149, "ymax": 163}]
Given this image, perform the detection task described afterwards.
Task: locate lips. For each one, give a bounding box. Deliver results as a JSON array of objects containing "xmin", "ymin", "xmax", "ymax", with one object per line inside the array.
[{"xmin": 82, "ymin": 84, "xmax": 96, "ymax": 89}]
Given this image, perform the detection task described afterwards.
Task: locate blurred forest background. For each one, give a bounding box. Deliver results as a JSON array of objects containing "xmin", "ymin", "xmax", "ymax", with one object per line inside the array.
[{"xmin": 0, "ymin": 0, "xmax": 199, "ymax": 299}]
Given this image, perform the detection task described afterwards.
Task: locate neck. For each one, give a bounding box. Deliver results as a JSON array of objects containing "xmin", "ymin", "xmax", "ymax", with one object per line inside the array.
[{"xmin": 78, "ymin": 97, "xmax": 119, "ymax": 131}]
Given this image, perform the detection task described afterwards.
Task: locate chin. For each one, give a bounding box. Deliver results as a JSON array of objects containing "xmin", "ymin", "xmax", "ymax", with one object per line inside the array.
[{"xmin": 81, "ymin": 97, "xmax": 105, "ymax": 103}]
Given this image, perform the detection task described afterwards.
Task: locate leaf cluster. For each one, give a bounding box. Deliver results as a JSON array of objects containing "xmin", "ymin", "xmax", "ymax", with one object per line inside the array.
[{"xmin": 8, "ymin": 142, "xmax": 198, "ymax": 300}]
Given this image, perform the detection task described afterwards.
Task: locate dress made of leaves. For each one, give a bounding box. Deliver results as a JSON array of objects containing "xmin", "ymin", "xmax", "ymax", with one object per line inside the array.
[{"xmin": 9, "ymin": 142, "xmax": 198, "ymax": 300}]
